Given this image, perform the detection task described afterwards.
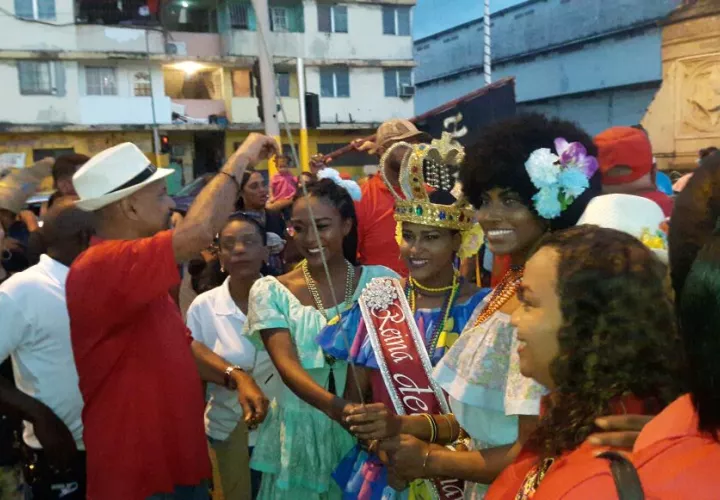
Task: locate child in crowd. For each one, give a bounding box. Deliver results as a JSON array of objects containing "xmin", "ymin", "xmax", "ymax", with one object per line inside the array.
[{"xmin": 269, "ymin": 155, "xmax": 298, "ymax": 205}]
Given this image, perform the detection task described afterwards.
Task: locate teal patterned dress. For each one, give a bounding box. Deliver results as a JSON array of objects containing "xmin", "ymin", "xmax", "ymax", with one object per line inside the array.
[{"xmin": 245, "ymin": 265, "xmax": 397, "ymax": 500}]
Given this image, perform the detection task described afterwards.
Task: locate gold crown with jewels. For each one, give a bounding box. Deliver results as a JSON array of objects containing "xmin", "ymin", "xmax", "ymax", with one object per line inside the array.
[
  {"xmin": 380, "ymin": 132, "xmax": 476, "ymax": 231},
  {"xmin": 380, "ymin": 133, "xmax": 483, "ymax": 258}
]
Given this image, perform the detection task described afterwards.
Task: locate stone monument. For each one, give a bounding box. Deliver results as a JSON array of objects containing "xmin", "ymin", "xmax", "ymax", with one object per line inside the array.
[{"xmin": 642, "ymin": 0, "xmax": 720, "ymax": 172}]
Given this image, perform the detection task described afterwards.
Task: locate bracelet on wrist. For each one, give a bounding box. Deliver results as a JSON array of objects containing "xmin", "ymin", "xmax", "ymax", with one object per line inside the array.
[{"xmin": 224, "ymin": 365, "xmax": 244, "ymax": 389}]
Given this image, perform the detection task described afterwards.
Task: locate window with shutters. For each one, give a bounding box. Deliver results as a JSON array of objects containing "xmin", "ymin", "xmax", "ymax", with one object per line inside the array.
[
  {"xmin": 318, "ymin": 4, "xmax": 347, "ymax": 33},
  {"xmin": 229, "ymin": 3, "xmax": 250, "ymax": 29},
  {"xmin": 18, "ymin": 61, "xmax": 54, "ymax": 95},
  {"xmin": 270, "ymin": 7, "xmax": 288, "ymax": 32},
  {"xmin": 382, "ymin": 5, "xmax": 411, "ymax": 36},
  {"xmin": 133, "ymin": 72, "xmax": 152, "ymax": 97},
  {"xmin": 85, "ymin": 67, "xmax": 118, "ymax": 96},
  {"xmin": 320, "ymin": 68, "xmax": 349, "ymax": 98},
  {"xmin": 383, "ymin": 69, "xmax": 412, "ymax": 97},
  {"xmin": 15, "ymin": 0, "xmax": 55, "ymax": 20}
]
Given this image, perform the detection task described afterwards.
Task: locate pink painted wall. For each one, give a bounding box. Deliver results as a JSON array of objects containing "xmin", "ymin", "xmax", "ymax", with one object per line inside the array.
[
  {"xmin": 168, "ymin": 32, "xmax": 222, "ymax": 58},
  {"xmin": 172, "ymin": 99, "xmax": 226, "ymax": 119}
]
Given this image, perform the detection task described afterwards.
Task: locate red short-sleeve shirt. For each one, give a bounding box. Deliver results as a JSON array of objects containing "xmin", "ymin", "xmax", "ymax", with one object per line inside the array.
[
  {"xmin": 67, "ymin": 230, "xmax": 210, "ymax": 500},
  {"xmin": 530, "ymin": 395, "xmax": 720, "ymax": 500},
  {"xmin": 355, "ymin": 175, "xmax": 408, "ymax": 276}
]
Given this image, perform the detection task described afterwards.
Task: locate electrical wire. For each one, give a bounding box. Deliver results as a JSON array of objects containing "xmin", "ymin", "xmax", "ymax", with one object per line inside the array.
[{"xmin": 254, "ymin": 13, "xmax": 366, "ymax": 406}]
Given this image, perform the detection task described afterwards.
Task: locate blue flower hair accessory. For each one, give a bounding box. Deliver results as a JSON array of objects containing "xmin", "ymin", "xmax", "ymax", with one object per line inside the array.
[{"xmin": 524, "ymin": 138, "xmax": 599, "ymax": 219}]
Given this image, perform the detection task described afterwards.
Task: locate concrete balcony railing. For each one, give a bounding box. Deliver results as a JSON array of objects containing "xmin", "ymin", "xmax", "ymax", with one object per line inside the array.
[
  {"xmin": 172, "ymin": 99, "xmax": 226, "ymax": 121},
  {"xmin": 78, "ymin": 96, "xmax": 172, "ymax": 125},
  {"xmin": 231, "ymin": 97, "xmax": 300, "ymax": 124},
  {"xmin": 75, "ymin": 25, "xmax": 165, "ymax": 54}
]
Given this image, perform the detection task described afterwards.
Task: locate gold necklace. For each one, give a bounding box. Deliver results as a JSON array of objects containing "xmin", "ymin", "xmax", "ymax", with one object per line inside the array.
[
  {"xmin": 473, "ymin": 266, "xmax": 524, "ymax": 327},
  {"xmin": 410, "ymin": 271, "xmax": 459, "ymax": 294},
  {"xmin": 301, "ymin": 259, "xmax": 355, "ymax": 319}
]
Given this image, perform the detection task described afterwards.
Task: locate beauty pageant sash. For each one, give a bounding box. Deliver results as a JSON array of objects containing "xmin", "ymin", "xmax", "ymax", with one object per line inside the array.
[{"xmin": 358, "ymin": 278, "xmax": 465, "ymax": 500}]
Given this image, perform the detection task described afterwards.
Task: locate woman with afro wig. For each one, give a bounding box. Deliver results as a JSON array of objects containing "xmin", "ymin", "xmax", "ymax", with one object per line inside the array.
[{"xmin": 379, "ymin": 114, "xmax": 606, "ymax": 497}]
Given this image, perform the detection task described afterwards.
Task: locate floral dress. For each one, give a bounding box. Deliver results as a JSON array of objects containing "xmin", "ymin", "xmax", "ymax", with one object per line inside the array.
[
  {"xmin": 246, "ymin": 266, "xmax": 396, "ymax": 500},
  {"xmin": 317, "ymin": 280, "xmax": 489, "ymax": 499},
  {"xmin": 432, "ymin": 297, "xmax": 547, "ymax": 499}
]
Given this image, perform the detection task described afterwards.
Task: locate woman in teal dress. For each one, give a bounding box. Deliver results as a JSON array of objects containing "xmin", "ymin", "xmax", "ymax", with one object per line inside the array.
[
  {"xmin": 246, "ymin": 171, "xmax": 397, "ymax": 499},
  {"xmin": 317, "ymin": 136, "xmax": 489, "ymax": 499}
]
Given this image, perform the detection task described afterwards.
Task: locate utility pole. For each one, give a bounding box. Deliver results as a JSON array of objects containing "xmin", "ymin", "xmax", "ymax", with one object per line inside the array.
[
  {"xmin": 145, "ymin": 30, "xmax": 161, "ymax": 159},
  {"xmin": 297, "ymin": 57, "xmax": 310, "ymax": 172},
  {"xmin": 251, "ymin": 0, "xmax": 281, "ymax": 176},
  {"xmin": 483, "ymin": 0, "xmax": 491, "ymax": 85}
]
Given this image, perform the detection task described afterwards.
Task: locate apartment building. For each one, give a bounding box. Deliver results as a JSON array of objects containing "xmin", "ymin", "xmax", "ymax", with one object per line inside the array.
[{"xmin": 0, "ymin": 0, "xmax": 416, "ymax": 185}]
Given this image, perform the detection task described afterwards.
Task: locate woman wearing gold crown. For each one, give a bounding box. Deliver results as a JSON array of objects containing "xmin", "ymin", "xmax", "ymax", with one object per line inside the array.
[{"xmin": 317, "ymin": 133, "xmax": 489, "ymax": 499}]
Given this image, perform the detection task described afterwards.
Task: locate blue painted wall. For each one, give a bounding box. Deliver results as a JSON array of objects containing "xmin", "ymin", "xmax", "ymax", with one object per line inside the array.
[{"xmin": 413, "ymin": 0, "xmax": 680, "ymax": 134}]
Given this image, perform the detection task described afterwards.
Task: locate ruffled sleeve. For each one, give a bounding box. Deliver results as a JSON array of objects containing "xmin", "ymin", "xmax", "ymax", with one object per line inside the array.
[
  {"xmin": 316, "ymin": 303, "xmax": 363, "ymax": 360},
  {"xmin": 504, "ymin": 332, "xmax": 545, "ymax": 415},
  {"xmin": 317, "ymin": 271, "xmax": 399, "ymax": 369},
  {"xmin": 246, "ymin": 276, "xmax": 291, "ymax": 350}
]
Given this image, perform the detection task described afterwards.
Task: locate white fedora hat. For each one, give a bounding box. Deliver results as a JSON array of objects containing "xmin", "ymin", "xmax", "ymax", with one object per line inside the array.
[
  {"xmin": 577, "ymin": 193, "xmax": 668, "ymax": 263},
  {"xmin": 73, "ymin": 143, "xmax": 173, "ymax": 212}
]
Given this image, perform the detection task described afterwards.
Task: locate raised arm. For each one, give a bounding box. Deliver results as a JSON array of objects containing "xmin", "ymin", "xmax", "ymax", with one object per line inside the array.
[
  {"xmin": 261, "ymin": 328, "xmax": 352, "ymax": 422},
  {"xmin": 173, "ymin": 134, "xmax": 279, "ymax": 263}
]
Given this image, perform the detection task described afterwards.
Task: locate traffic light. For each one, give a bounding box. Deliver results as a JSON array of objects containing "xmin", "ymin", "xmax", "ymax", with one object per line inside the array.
[
  {"xmin": 160, "ymin": 135, "xmax": 170, "ymax": 154},
  {"xmin": 253, "ymin": 59, "xmax": 264, "ymax": 122}
]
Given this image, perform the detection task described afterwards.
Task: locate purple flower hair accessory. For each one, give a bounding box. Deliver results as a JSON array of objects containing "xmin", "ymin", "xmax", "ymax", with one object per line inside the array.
[{"xmin": 525, "ymin": 137, "xmax": 599, "ymax": 219}]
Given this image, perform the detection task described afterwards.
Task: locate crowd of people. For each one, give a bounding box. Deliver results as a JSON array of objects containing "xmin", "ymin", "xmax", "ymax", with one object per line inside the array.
[{"xmin": 0, "ymin": 112, "xmax": 718, "ymax": 500}]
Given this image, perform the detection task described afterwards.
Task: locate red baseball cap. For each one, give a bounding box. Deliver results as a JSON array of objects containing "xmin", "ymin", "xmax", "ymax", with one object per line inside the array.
[{"xmin": 594, "ymin": 127, "xmax": 653, "ymax": 185}]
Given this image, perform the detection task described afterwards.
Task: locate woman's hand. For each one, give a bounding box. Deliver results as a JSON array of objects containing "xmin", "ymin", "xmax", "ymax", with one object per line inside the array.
[
  {"xmin": 586, "ymin": 414, "xmax": 654, "ymax": 449},
  {"xmin": 233, "ymin": 370, "xmax": 270, "ymax": 429},
  {"xmin": 343, "ymin": 403, "xmax": 402, "ymax": 440},
  {"xmin": 380, "ymin": 434, "xmax": 432, "ymax": 481}
]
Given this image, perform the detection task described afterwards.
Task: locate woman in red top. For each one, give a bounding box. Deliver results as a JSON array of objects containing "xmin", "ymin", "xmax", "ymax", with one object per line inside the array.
[
  {"xmin": 485, "ymin": 225, "xmax": 682, "ymax": 500},
  {"xmin": 531, "ymin": 151, "xmax": 720, "ymax": 499}
]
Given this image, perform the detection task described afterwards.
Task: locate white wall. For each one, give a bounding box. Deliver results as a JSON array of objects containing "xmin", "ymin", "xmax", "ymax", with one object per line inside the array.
[
  {"xmin": 76, "ymin": 63, "xmax": 171, "ymax": 125},
  {"xmin": 228, "ymin": 1, "xmax": 414, "ymax": 62},
  {"xmin": 302, "ymin": 1, "xmax": 413, "ymax": 61},
  {"xmin": 231, "ymin": 97, "xmax": 300, "ymax": 123},
  {"xmin": 0, "ymin": 60, "xmax": 81, "ymax": 123},
  {"xmin": 306, "ymin": 67, "xmax": 414, "ymax": 124}
]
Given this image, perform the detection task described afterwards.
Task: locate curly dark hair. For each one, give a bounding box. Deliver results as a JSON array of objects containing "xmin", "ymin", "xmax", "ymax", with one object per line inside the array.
[
  {"xmin": 670, "ymin": 151, "xmax": 720, "ymax": 299},
  {"xmin": 527, "ymin": 225, "xmax": 683, "ymax": 459},
  {"xmin": 670, "ymin": 150, "xmax": 720, "ymax": 437},
  {"xmin": 459, "ymin": 113, "xmax": 602, "ymax": 231},
  {"xmin": 294, "ymin": 178, "xmax": 359, "ymax": 265}
]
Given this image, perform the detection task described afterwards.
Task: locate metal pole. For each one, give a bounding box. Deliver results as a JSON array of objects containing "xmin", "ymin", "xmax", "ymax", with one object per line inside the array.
[
  {"xmin": 145, "ymin": 30, "xmax": 161, "ymax": 157},
  {"xmin": 483, "ymin": 0, "xmax": 491, "ymax": 85},
  {"xmin": 297, "ymin": 57, "xmax": 310, "ymax": 172},
  {"xmin": 251, "ymin": 0, "xmax": 281, "ymax": 175}
]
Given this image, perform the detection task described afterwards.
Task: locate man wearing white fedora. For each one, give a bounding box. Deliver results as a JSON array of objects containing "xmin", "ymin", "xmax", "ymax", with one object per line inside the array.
[{"xmin": 66, "ymin": 133, "xmax": 279, "ymax": 500}]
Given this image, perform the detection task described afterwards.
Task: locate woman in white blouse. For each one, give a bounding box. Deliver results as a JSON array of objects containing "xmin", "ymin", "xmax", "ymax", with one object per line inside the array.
[{"xmin": 187, "ymin": 213, "xmax": 282, "ymax": 500}]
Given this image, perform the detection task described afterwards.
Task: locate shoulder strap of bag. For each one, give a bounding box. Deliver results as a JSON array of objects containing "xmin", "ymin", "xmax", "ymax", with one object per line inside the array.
[{"xmin": 597, "ymin": 450, "xmax": 645, "ymax": 500}]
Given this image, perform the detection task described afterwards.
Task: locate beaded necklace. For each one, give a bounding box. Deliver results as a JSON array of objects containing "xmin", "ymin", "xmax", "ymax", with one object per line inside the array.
[
  {"xmin": 472, "ymin": 266, "xmax": 524, "ymax": 327},
  {"xmin": 406, "ymin": 272, "xmax": 461, "ymax": 359}
]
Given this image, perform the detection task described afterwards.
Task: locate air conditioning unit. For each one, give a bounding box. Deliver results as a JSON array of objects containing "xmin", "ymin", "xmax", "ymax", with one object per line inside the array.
[
  {"xmin": 400, "ymin": 84, "xmax": 415, "ymax": 98},
  {"xmin": 165, "ymin": 41, "xmax": 188, "ymax": 56}
]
